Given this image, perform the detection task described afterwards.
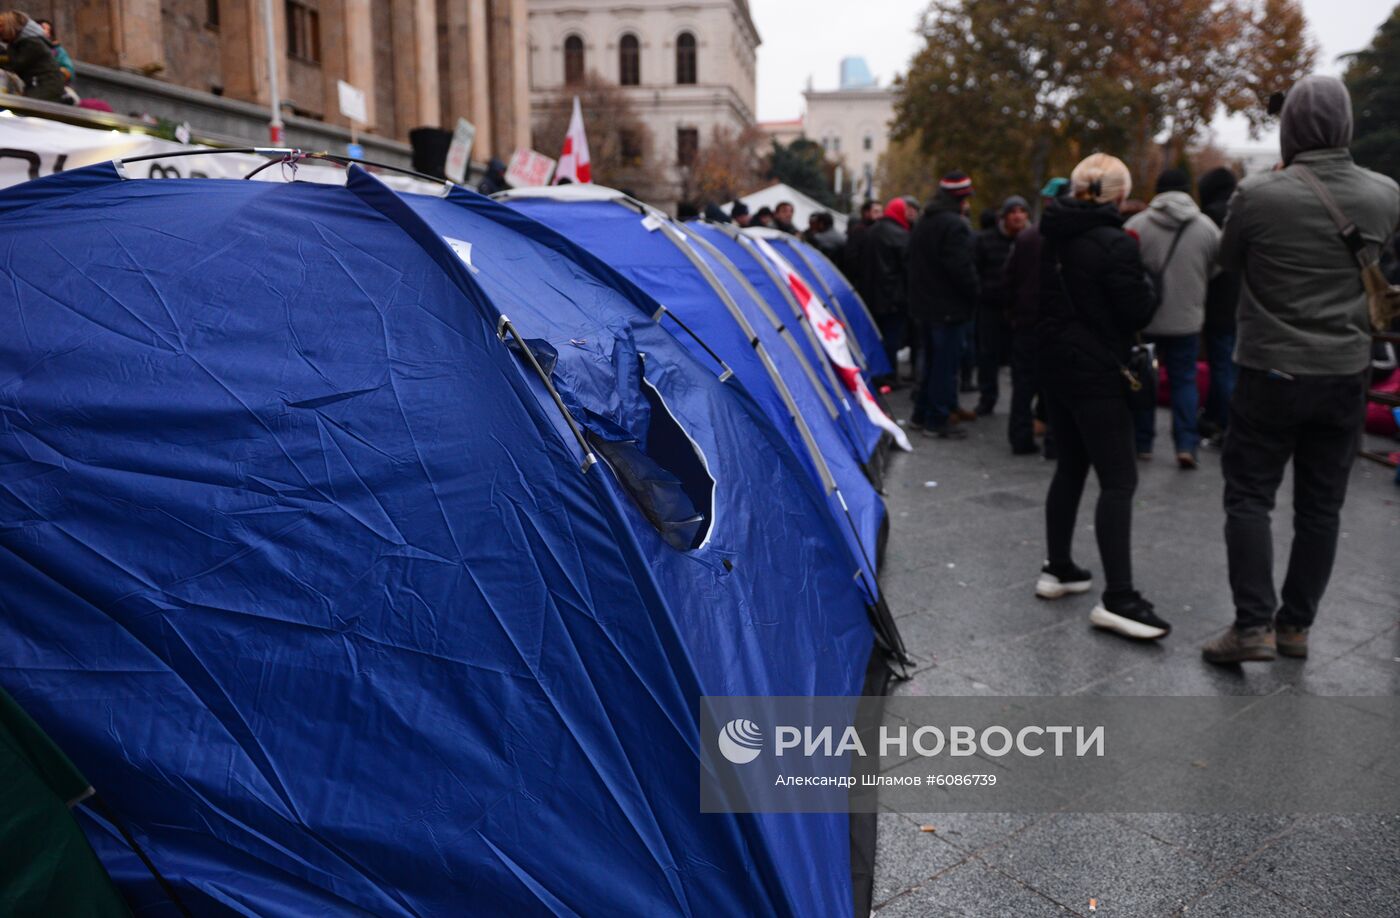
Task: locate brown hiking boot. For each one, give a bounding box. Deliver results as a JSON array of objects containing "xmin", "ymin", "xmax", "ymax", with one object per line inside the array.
[
  {"xmin": 952, "ymin": 407, "xmax": 978, "ymax": 423},
  {"xmin": 1275, "ymin": 625, "xmax": 1310, "ymax": 659},
  {"xmin": 1201, "ymin": 626, "xmax": 1277, "ymax": 664}
]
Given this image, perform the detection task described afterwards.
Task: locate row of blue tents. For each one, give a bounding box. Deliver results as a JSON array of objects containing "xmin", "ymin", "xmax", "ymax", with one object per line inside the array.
[{"xmin": 0, "ymin": 161, "xmax": 908, "ymax": 916}]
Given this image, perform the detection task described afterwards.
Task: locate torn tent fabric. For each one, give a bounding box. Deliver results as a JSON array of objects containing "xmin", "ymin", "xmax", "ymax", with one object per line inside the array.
[
  {"xmin": 0, "ymin": 165, "xmax": 873, "ymax": 916},
  {"xmin": 496, "ymin": 188, "xmax": 887, "ymax": 603}
]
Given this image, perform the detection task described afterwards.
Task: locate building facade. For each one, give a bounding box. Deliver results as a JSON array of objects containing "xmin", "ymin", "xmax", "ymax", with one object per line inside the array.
[
  {"xmin": 527, "ymin": 0, "xmax": 759, "ymax": 207},
  {"xmin": 802, "ymin": 58, "xmax": 895, "ymax": 202},
  {"xmin": 24, "ymin": 1, "xmax": 532, "ymax": 167}
]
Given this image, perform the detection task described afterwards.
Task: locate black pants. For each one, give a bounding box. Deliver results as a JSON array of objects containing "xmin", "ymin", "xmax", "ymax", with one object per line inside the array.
[
  {"xmin": 1009, "ymin": 331, "xmax": 1040, "ymax": 450},
  {"xmin": 874, "ymin": 312, "xmax": 906, "ymax": 381},
  {"xmin": 1045, "ymin": 391, "xmax": 1138, "ymax": 596},
  {"xmin": 977, "ymin": 310, "xmax": 1013, "ymax": 409},
  {"xmin": 1222, "ymin": 367, "xmax": 1368, "ymax": 630}
]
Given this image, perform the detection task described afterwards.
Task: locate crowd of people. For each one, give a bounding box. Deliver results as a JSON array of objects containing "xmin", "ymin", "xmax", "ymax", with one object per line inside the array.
[{"xmin": 817, "ymin": 75, "xmax": 1399, "ymax": 661}]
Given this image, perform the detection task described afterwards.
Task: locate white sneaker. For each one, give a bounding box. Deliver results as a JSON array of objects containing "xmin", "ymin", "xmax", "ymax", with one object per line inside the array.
[{"xmin": 1035, "ymin": 562, "xmax": 1093, "ymax": 600}]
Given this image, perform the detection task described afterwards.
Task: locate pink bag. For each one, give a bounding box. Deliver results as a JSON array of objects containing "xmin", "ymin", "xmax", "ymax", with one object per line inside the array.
[
  {"xmin": 1157, "ymin": 361, "xmax": 1211, "ymax": 407},
  {"xmin": 1365, "ymin": 369, "xmax": 1399, "ymax": 436}
]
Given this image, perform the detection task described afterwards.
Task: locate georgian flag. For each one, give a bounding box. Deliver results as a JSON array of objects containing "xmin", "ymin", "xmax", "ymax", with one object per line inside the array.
[
  {"xmin": 554, "ymin": 96, "xmax": 592, "ymax": 184},
  {"xmin": 751, "ymin": 237, "xmax": 913, "ymax": 452}
]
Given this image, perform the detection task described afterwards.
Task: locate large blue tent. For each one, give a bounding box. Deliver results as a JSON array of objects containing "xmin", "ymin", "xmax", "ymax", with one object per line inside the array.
[
  {"xmin": 496, "ymin": 186, "xmax": 889, "ymax": 603},
  {"xmin": 0, "ymin": 164, "xmax": 889, "ymax": 915},
  {"xmin": 684, "ymin": 222, "xmax": 887, "ymax": 464}
]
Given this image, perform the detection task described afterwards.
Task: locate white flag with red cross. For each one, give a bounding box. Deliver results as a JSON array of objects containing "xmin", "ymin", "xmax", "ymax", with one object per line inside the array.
[
  {"xmin": 751, "ymin": 237, "xmax": 912, "ymax": 452},
  {"xmin": 554, "ymin": 96, "xmax": 592, "ymax": 184}
]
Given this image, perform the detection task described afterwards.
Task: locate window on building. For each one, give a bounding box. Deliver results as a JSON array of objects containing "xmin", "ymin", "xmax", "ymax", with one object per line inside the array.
[
  {"xmin": 285, "ymin": 0, "xmax": 320, "ymax": 63},
  {"xmin": 863, "ymin": 134, "xmax": 873, "ymax": 151},
  {"xmin": 675, "ymin": 32, "xmax": 696, "ymax": 85},
  {"xmin": 620, "ymin": 128, "xmax": 643, "ymax": 166},
  {"xmin": 619, "ymin": 33, "xmax": 640, "ymax": 86},
  {"xmin": 206, "ymin": 0, "xmax": 220, "ymax": 29},
  {"xmin": 676, "ymin": 127, "xmax": 698, "ymax": 166},
  {"xmin": 564, "ymin": 35, "xmax": 585, "ymax": 85}
]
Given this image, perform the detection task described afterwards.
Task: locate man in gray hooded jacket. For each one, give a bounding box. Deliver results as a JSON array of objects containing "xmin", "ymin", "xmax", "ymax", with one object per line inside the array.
[
  {"xmin": 1127, "ymin": 169, "xmax": 1221, "ymax": 468},
  {"xmin": 1203, "ymin": 75, "xmax": 1400, "ymax": 665}
]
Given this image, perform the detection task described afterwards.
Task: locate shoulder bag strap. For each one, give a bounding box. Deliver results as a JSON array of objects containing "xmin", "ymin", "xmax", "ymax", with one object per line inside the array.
[
  {"xmin": 1157, "ymin": 218, "xmax": 1191, "ymax": 274},
  {"xmin": 1292, "ymin": 164, "xmax": 1376, "ymax": 269}
]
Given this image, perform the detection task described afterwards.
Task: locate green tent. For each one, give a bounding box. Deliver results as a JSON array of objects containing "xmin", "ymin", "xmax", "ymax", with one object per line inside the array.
[{"xmin": 0, "ymin": 685, "xmax": 131, "ymax": 917}]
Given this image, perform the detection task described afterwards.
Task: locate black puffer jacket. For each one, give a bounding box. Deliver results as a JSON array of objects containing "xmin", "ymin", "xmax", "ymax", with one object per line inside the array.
[
  {"xmin": 1198, "ymin": 167, "xmax": 1240, "ymax": 333},
  {"xmin": 973, "ymin": 224, "xmax": 1017, "ymax": 317},
  {"xmin": 1037, "ymin": 197, "xmax": 1157, "ymax": 399},
  {"xmin": 861, "ymin": 215, "xmax": 910, "ymax": 317},
  {"xmin": 907, "ymin": 190, "xmax": 980, "ymax": 325}
]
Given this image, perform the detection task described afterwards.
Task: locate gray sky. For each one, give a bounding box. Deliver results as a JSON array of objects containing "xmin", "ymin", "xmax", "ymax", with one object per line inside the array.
[{"xmin": 753, "ymin": 0, "xmax": 1397, "ymax": 150}]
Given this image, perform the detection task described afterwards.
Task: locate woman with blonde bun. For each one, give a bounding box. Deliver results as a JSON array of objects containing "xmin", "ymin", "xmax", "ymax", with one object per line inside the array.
[{"xmin": 1033, "ymin": 153, "xmax": 1170, "ymax": 641}]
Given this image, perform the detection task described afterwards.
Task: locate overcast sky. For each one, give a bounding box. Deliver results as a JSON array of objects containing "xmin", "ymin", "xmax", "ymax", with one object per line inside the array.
[{"xmin": 752, "ymin": 0, "xmax": 1397, "ymax": 150}]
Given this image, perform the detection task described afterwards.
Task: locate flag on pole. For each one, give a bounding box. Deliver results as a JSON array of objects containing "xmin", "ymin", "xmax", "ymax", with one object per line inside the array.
[
  {"xmin": 554, "ymin": 96, "xmax": 592, "ymax": 184},
  {"xmin": 752, "ymin": 237, "xmax": 913, "ymax": 452}
]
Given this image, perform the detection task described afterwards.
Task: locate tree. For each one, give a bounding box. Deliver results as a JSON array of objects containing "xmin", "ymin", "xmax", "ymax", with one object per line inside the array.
[
  {"xmin": 895, "ymin": 0, "xmax": 1315, "ymax": 202},
  {"xmin": 765, "ymin": 138, "xmax": 847, "ymax": 210},
  {"xmin": 680, "ymin": 125, "xmax": 766, "ymax": 208},
  {"xmin": 874, "ymin": 132, "xmax": 940, "ymax": 206},
  {"xmin": 1346, "ymin": 4, "xmax": 1400, "ymax": 182},
  {"xmin": 533, "ymin": 73, "xmax": 668, "ymax": 203},
  {"xmin": 897, "ymin": 0, "xmax": 1133, "ymax": 208}
]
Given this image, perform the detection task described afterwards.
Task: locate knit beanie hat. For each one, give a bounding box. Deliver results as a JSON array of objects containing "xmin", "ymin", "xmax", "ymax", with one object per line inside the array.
[{"xmin": 939, "ymin": 170, "xmax": 974, "ymax": 198}]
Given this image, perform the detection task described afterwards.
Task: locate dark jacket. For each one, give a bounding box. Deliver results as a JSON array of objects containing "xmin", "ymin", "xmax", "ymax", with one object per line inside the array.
[
  {"xmin": 973, "ymin": 224, "xmax": 1017, "ymax": 317},
  {"xmin": 844, "ymin": 218, "xmax": 875, "ymax": 289},
  {"xmin": 1037, "ymin": 197, "xmax": 1157, "ymax": 399},
  {"xmin": 1004, "ymin": 222, "xmax": 1044, "ymax": 331},
  {"xmin": 907, "ymin": 190, "xmax": 980, "ymax": 325},
  {"xmin": 861, "ymin": 215, "xmax": 910, "ymax": 318},
  {"xmin": 1198, "ymin": 167, "xmax": 1241, "ymax": 333},
  {"xmin": 1220, "ymin": 75, "xmax": 1400, "ymax": 375},
  {"xmin": 5, "ymin": 26, "xmax": 65, "ymax": 103}
]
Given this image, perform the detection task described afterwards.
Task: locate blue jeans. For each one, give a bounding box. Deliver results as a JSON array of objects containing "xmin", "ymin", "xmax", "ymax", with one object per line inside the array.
[
  {"xmin": 1204, "ymin": 329, "xmax": 1236, "ymax": 432},
  {"xmin": 1134, "ymin": 333, "xmax": 1200, "ymax": 454},
  {"xmin": 917, "ymin": 321, "xmax": 968, "ymax": 428}
]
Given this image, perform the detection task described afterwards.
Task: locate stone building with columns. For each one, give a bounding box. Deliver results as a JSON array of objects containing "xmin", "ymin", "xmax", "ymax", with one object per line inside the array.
[
  {"xmin": 22, "ymin": 1, "xmax": 532, "ymax": 168},
  {"xmin": 526, "ymin": 0, "xmax": 759, "ymax": 207}
]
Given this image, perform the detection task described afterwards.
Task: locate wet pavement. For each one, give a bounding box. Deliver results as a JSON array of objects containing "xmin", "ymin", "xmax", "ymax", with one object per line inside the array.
[{"xmin": 870, "ymin": 378, "xmax": 1400, "ymax": 917}]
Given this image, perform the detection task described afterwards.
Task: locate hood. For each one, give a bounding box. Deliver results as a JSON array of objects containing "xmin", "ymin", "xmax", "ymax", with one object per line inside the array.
[
  {"xmin": 1040, "ymin": 196, "xmax": 1124, "ymax": 243},
  {"xmin": 17, "ymin": 18, "xmax": 48, "ymax": 43},
  {"xmin": 884, "ymin": 196, "xmax": 910, "ymax": 230},
  {"xmin": 1196, "ymin": 167, "xmax": 1237, "ymax": 207},
  {"xmin": 1145, "ymin": 190, "xmax": 1201, "ymax": 227},
  {"xmin": 1281, "ymin": 75, "xmax": 1353, "ymax": 166}
]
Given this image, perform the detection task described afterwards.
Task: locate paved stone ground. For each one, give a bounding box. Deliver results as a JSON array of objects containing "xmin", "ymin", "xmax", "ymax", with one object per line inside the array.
[{"xmin": 870, "ymin": 377, "xmax": 1400, "ymax": 917}]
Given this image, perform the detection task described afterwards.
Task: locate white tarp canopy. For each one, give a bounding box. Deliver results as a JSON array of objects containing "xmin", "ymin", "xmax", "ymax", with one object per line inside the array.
[
  {"xmin": 0, "ymin": 112, "xmax": 443, "ymax": 194},
  {"xmin": 730, "ymin": 183, "xmax": 848, "ymax": 235}
]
